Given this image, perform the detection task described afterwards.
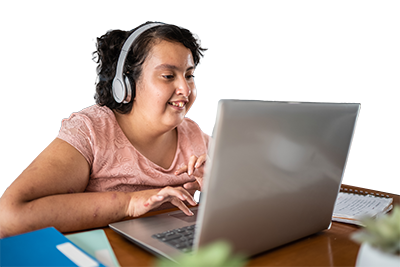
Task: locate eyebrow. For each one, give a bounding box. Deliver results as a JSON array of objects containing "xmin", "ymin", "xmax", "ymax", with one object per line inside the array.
[{"xmin": 155, "ymin": 64, "xmax": 194, "ymax": 72}]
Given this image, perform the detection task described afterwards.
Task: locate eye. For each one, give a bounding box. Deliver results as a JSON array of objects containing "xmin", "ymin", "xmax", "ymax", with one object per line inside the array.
[
  {"xmin": 186, "ymin": 74, "xmax": 195, "ymax": 79},
  {"xmin": 162, "ymin": 74, "xmax": 174, "ymax": 80}
]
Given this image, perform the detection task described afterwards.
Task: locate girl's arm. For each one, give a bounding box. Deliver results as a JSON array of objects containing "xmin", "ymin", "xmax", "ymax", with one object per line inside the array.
[{"xmin": 0, "ymin": 138, "xmax": 196, "ymax": 238}]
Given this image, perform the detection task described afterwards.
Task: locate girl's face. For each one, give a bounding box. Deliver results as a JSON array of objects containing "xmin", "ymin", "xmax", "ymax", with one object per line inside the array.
[{"xmin": 133, "ymin": 40, "xmax": 196, "ymax": 131}]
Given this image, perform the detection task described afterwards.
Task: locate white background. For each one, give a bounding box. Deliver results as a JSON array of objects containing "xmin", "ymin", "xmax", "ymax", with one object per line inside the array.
[{"xmin": 0, "ymin": 1, "xmax": 399, "ymax": 197}]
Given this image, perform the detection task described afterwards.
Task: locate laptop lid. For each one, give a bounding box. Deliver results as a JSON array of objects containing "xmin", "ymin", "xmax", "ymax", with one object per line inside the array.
[
  {"xmin": 109, "ymin": 100, "xmax": 360, "ymax": 261},
  {"xmin": 195, "ymin": 100, "xmax": 360, "ymax": 255}
]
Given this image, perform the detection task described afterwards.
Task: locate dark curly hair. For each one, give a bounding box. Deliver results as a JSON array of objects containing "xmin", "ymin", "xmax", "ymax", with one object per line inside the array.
[{"xmin": 93, "ymin": 21, "xmax": 207, "ymax": 114}]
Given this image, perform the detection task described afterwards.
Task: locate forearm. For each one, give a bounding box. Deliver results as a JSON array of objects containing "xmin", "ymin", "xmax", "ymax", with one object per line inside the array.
[{"xmin": 0, "ymin": 191, "xmax": 131, "ymax": 237}]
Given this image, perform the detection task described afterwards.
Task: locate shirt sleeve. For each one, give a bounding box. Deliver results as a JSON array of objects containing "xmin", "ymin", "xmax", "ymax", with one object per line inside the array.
[{"xmin": 57, "ymin": 113, "xmax": 94, "ymax": 165}]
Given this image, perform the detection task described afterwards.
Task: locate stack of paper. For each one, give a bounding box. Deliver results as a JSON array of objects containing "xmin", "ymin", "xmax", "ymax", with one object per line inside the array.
[{"xmin": 332, "ymin": 192, "xmax": 393, "ymax": 226}]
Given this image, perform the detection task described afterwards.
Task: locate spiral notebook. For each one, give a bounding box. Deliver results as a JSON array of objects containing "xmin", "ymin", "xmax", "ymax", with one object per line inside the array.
[{"xmin": 332, "ymin": 188, "xmax": 393, "ymax": 226}]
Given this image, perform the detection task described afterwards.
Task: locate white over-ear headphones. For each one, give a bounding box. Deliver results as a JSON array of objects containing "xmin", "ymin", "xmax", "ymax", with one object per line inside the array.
[{"xmin": 112, "ymin": 22, "xmax": 163, "ymax": 103}]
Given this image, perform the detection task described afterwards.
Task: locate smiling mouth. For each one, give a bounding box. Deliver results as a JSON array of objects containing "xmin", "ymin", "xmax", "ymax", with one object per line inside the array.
[{"xmin": 168, "ymin": 101, "xmax": 186, "ymax": 108}]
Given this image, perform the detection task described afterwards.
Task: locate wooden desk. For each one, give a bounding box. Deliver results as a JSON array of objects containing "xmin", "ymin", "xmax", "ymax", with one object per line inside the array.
[{"xmin": 100, "ymin": 185, "xmax": 399, "ymax": 267}]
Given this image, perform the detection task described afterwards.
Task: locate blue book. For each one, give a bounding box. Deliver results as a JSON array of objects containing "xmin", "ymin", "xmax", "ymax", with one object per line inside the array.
[{"xmin": 0, "ymin": 227, "xmax": 106, "ymax": 267}]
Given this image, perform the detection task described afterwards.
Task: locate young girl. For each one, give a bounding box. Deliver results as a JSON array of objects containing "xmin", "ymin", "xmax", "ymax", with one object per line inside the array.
[{"xmin": 0, "ymin": 21, "xmax": 208, "ymax": 238}]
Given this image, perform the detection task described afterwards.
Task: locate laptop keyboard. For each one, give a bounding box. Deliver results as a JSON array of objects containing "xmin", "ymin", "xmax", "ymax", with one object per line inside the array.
[{"xmin": 152, "ymin": 224, "xmax": 196, "ymax": 253}]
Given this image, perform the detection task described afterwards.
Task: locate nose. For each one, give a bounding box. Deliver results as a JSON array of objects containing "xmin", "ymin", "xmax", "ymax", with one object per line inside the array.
[{"xmin": 175, "ymin": 77, "xmax": 191, "ymax": 97}]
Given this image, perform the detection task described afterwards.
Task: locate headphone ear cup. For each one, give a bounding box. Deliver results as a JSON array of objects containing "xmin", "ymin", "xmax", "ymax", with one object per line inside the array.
[
  {"xmin": 112, "ymin": 23, "xmax": 162, "ymax": 104},
  {"xmin": 112, "ymin": 77, "xmax": 126, "ymax": 103},
  {"xmin": 123, "ymin": 75, "xmax": 133, "ymax": 103}
]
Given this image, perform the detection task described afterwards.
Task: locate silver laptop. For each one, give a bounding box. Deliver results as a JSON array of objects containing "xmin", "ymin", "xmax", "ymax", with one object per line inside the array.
[{"xmin": 109, "ymin": 100, "xmax": 360, "ymax": 262}]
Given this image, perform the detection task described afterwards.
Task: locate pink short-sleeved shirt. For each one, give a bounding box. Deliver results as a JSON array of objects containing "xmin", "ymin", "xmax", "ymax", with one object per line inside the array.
[{"xmin": 57, "ymin": 105, "xmax": 209, "ymax": 193}]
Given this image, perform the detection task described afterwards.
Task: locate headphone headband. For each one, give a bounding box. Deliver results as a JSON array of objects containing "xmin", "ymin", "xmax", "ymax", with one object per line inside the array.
[{"xmin": 112, "ymin": 22, "xmax": 163, "ymax": 103}]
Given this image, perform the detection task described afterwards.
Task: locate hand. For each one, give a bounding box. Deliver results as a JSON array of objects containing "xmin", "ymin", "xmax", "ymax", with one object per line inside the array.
[
  {"xmin": 175, "ymin": 154, "xmax": 207, "ymax": 191},
  {"xmin": 127, "ymin": 186, "xmax": 197, "ymax": 218}
]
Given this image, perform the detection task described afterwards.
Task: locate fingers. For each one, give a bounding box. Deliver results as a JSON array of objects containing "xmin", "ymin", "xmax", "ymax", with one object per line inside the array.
[
  {"xmin": 189, "ymin": 154, "xmax": 207, "ymax": 176},
  {"xmin": 176, "ymin": 154, "xmax": 207, "ymax": 176},
  {"xmin": 195, "ymin": 154, "xmax": 207, "ymax": 168},
  {"xmin": 183, "ymin": 181, "xmax": 198, "ymax": 190},
  {"xmin": 187, "ymin": 155, "xmax": 197, "ymax": 176},
  {"xmin": 183, "ymin": 176, "xmax": 202, "ymax": 191},
  {"xmin": 159, "ymin": 186, "xmax": 197, "ymax": 206},
  {"xmin": 170, "ymin": 198, "xmax": 195, "ymax": 216},
  {"xmin": 175, "ymin": 165, "xmax": 188, "ymax": 176},
  {"xmin": 176, "ymin": 153, "xmax": 207, "ymax": 193},
  {"xmin": 145, "ymin": 187, "xmax": 197, "ymax": 216}
]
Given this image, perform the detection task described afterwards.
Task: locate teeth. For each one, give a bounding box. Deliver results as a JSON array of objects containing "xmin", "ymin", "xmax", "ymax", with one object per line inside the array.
[{"xmin": 170, "ymin": 102, "xmax": 185, "ymax": 107}]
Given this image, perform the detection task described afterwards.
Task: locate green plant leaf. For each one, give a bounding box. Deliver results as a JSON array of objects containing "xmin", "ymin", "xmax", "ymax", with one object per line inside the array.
[
  {"xmin": 155, "ymin": 240, "xmax": 247, "ymax": 267},
  {"xmin": 351, "ymin": 205, "xmax": 400, "ymax": 255}
]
